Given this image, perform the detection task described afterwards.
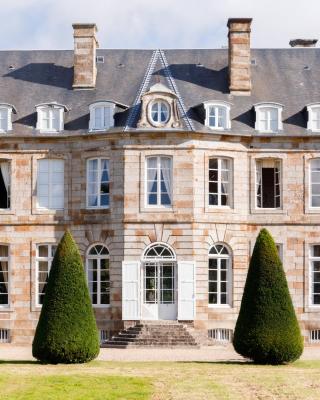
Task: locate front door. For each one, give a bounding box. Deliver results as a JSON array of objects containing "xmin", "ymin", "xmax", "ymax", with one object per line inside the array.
[{"xmin": 141, "ymin": 261, "xmax": 177, "ymax": 320}]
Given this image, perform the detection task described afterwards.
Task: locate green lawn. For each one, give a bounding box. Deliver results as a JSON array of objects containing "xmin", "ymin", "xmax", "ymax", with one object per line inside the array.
[{"xmin": 1, "ymin": 360, "xmax": 320, "ymax": 399}]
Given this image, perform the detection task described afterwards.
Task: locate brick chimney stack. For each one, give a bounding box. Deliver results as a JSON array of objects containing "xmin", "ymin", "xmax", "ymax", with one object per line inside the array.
[
  {"xmin": 227, "ymin": 18, "xmax": 252, "ymax": 96},
  {"xmin": 72, "ymin": 23, "xmax": 99, "ymax": 89}
]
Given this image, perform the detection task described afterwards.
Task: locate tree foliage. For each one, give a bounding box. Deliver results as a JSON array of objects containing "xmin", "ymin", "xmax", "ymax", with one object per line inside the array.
[
  {"xmin": 233, "ymin": 228, "xmax": 303, "ymax": 364},
  {"xmin": 32, "ymin": 230, "xmax": 99, "ymax": 363}
]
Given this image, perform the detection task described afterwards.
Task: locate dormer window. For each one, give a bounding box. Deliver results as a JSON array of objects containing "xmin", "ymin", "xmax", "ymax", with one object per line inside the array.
[
  {"xmin": 137, "ymin": 83, "xmax": 182, "ymax": 129},
  {"xmin": 150, "ymin": 100, "xmax": 170, "ymax": 125},
  {"xmin": 0, "ymin": 104, "xmax": 17, "ymax": 133},
  {"xmin": 204, "ymin": 101, "xmax": 231, "ymax": 130},
  {"xmin": 307, "ymin": 104, "xmax": 320, "ymax": 132},
  {"xmin": 36, "ymin": 102, "xmax": 68, "ymax": 133},
  {"xmin": 254, "ymin": 103, "xmax": 283, "ymax": 133},
  {"xmin": 89, "ymin": 101, "xmax": 115, "ymax": 131}
]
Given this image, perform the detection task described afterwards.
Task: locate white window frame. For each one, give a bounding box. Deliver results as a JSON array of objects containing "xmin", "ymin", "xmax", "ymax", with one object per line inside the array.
[
  {"xmin": 309, "ymin": 245, "xmax": 320, "ymax": 307},
  {"xmin": 0, "ymin": 244, "xmax": 9, "ymax": 308},
  {"xmin": 36, "ymin": 159, "xmax": 64, "ymax": 210},
  {"xmin": 35, "ymin": 244, "xmax": 56, "ymax": 307},
  {"xmin": 255, "ymin": 159, "xmax": 281, "ymax": 209},
  {"xmin": 89, "ymin": 101, "xmax": 115, "ymax": 131},
  {"xmin": 204, "ymin": 101, "xmax": 231, "ymax": 130},
  {"xmin": 254, "ymin": 103, "xmax": 283, "ymax": 133},
  {"xmin": 309, "ymin": 158, "xmax": 320, "ymax": 209},
  {"xmin": 148, "ymin": 100, "xmax": 170, "ymax": 126},
  {"xmin": 0, "ymin": 104, "xmax": 15, "ymax": 133},
  {"xmin": 0, "ymin": 160, "xmax": 11, "ymax": 210},
  {"xmin": 145, "ymin": 156, "xmax": 172, "ymax": 208},
  {"xmin": 86, "ymin": 158, "xmax": 110, "ymax": 209},
  {"xmin": 208, "ymin": 157, "xmax": 232, "ymax": 207},
  {"xmin": 307, "ymin": 104, "xmax": 320, "ymax": 132},
  {"xmin": 36, "ymin": 104, "xmax": 65, "ymax": 133},
  {"xmin": 208, "ymin": 243, "xmax": 232, "ymax": 308},
  {"xmin": 86, "ymin": 244, "xmax": 110, "ymax": 307}
]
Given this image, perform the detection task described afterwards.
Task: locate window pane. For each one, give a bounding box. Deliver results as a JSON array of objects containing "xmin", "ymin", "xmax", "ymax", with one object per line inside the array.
[
  {"xmin": 313, "ymin": 246, "xmax": 320, "ymax": 257},
  {"xmin": 38, "ymin": 245, "xmax": 48, "ymax": 257},
  {"xmin": 311, "ymin": 159, "xmax": 320, "ymax": 172},
  {"xmin": 217, "ymin": 107, "xmax": 226, "ymax": 128},
  {"xmin": 52, "ymin": 109, "xmax": 60, "ymax": 131},
  {"xmin": 94, "ymin": 107, "xmax": 102, "ymax": 129}
]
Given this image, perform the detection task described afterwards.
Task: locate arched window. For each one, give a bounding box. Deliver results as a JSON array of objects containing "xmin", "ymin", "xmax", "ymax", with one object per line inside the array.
[
  {"xmin": 143, "ymin": 242, "xmax": 176, "ymax": 260},
  {"xmin": 86, "ymin": 244, "xmax": 110, "ymax": 306},
  {"xmin": 142, "ymin": 243, "xmax": 176, "ymax": 307},
  {"xmin": 208, "ymin": 244, "xmax": 232, "ymax": 306}
]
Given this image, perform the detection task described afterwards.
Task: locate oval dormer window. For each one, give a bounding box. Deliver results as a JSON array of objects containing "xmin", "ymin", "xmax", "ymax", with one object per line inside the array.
[{"xmin": 150, "ymin": 101, "xmax": 169, "ymax": 125}]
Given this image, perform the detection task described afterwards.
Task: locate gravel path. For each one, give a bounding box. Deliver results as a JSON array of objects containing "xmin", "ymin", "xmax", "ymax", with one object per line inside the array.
[{"xmin": 0, "ymin": 345, "xmax": 319, "ymax": 362}]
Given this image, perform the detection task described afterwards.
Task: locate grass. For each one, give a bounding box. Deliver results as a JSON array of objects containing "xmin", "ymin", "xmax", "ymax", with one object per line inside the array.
[{"xmin": 1, "ymin": 360, "xmax": 320, "ymax": 399}]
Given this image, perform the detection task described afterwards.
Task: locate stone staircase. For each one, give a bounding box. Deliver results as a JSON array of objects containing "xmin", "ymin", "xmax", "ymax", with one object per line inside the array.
[{"xmin": 102, "ymin": 321, "xmax": 200, "ymax": 348}]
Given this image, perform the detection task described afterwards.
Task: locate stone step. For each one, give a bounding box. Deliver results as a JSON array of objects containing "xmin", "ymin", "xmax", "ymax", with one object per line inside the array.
[
  {"xmin": 103, "ymin": 343, "xmax": 199, "ymax": 349},
  {"xmin": 105, "ymin": 321, "xmax": 200, "ymax": 348}
]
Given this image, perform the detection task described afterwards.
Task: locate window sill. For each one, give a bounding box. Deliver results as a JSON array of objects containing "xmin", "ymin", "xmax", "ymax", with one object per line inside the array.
[
  {"xmin": 206, "ymin": 206, "xmax": 234, "ymax": 213},
  {"xmin": 207, "ymin": 127, "xmax": 229, "ymax": 131},
  {"xmin": 0, "ymin": 209, "xmax": 15, "ymax": 215},
  {"xmin": 0, "ymin": 306, "xmax": 13, "ymax": 312},
  {"xmin": 93, "ymin": 305, "xmax": 111, "ymax": 309},
  {"xmin": 32, "ymin": 208, "xmax": 65, "ymax": 215},
  {"xmin": 305, "ymin": 207, "xmax": 320, "ymax": 214},
  {"xmin": 251, "ymin": 208, "xmax": 285, "ymax": 215},
  {"xmin": 85, "ymin": 207, "xmax": 110, "ymax": 211},
  {"xmin": 143, "ymin": 206, "xmax": 173, "ymax": 213},
  {"xmin": 89, "ymin": 128, "xmax": 111, "ymax": 133},
  {"xmin": 208, "ymin": 304, "xmax": 233, "ymax": 309},
  {"xmin": 305, "ymin": 305, "xmax": 320, "ymax": 313}
]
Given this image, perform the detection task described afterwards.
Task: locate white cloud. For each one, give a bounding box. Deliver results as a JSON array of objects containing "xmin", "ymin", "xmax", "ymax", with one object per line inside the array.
[{"xmin": 0, "ymin": 0, "xmax": 319, "ymax": 49}]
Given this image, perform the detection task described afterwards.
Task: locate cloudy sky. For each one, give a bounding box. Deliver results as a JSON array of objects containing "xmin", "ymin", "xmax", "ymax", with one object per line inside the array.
[{"xmin": 1, "ymin": 0, "xmax": 319, "ymax": 50}]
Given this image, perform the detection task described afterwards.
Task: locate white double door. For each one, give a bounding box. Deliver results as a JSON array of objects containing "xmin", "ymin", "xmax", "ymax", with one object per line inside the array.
[
  {"xmin": 122, "ymin": 260, "xmax": 196, "ymax": 321},
  {"xmin": 142, "ymin": 261, "xmax": 177, "ymax": 320}
]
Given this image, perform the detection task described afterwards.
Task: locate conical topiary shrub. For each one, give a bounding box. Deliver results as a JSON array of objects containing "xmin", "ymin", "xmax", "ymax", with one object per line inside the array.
[
  {"xmin": 233, "ymin": 228, "xmax": 303, "ymax": 364},
  {"xmin": 32, "ymin": 230, "xmax": 100, "ymax": 363}
]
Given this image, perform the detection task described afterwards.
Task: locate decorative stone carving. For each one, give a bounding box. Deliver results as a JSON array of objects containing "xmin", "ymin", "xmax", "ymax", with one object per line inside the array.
[{"xmin": 137, "ymin": 83, "xmax": 182, "ymax": 129}]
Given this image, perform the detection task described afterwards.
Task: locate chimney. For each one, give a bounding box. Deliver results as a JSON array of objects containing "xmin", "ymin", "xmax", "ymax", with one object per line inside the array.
[
  {"xmin": 227, "ymin": 18, "xmax": 252, "ymax": 96},
  {"xmin": 72, "ymin": 23, "xmax": 99, "ymax": 89},
  {"xmin": 289, "ymin": 39, "xmax": 318, "ymax": 48}
]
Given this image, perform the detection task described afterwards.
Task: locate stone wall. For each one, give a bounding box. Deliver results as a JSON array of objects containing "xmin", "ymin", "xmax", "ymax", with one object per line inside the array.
[{"xmin": 1, "ymin": 131, "xmax": 320, "ymax": 343}]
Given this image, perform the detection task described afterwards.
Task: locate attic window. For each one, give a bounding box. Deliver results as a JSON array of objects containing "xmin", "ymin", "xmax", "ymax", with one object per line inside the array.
[
  {"xmin": 36, "ymin": 103, "xmax": 67, "ymax": 133},
  {"xmin": 0, "ymin": 104, "xmax": 16, "ymax": 133},
  {"xmin": 89, "ymin": 102, "xmax": 115, "ymax": 131},
  {"xmin": 204, "ymin": 101, "xmax": 231, "ymax": 130},
  {"xmin": 150, "ymin": 100, "xmax": 169, "ymax": 125},
  {"xmin": 307, "ymin": 104, "xmax": 320, "ymax": 132},
  {"xmin": 254, "ymin": 103, "xmax": 283, "ymax": 133},
  {"xmin": 96, "ymin": 56, "xmax": 104, "ymax": 63}
]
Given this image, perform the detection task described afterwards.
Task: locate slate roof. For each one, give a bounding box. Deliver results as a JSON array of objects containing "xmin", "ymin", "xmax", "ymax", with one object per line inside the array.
[{"xmin": 1, "ymin": 48, "xmax": 320, "ymax": 135}]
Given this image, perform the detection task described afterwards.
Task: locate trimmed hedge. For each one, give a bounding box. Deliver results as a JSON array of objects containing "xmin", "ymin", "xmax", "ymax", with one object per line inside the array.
[
  {"xmin": 32, "ymin": 230, "xmax": 100, "ymax": 363},
  {"xmin": 233, "ymin": 228, "xmax": 303, "ymax": 364}
]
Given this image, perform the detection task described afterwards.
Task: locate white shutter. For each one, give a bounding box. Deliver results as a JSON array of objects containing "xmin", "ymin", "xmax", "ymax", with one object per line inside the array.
[
  {"xmin": 178, "ymin": 261, "xmax": 196, "ymax": 320},
  {"xmin": 122, "ymin": 261, "xmax": 140, "ymax": 320}
]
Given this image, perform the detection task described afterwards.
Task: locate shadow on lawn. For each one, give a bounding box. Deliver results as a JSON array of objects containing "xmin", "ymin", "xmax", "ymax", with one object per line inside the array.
[
  {"xmin": 0, "ymin": 360, "xmax": 39, "ymax": 365},
  {"xmin": 178, "ymin": 360, "xmax": 253, "ymax": 365}
]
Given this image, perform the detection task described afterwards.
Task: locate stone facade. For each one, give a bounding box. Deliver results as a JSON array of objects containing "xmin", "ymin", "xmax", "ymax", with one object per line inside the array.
[{"xmin": 1, "ymin": 131, "xmax": 320, "ymax": 344}]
